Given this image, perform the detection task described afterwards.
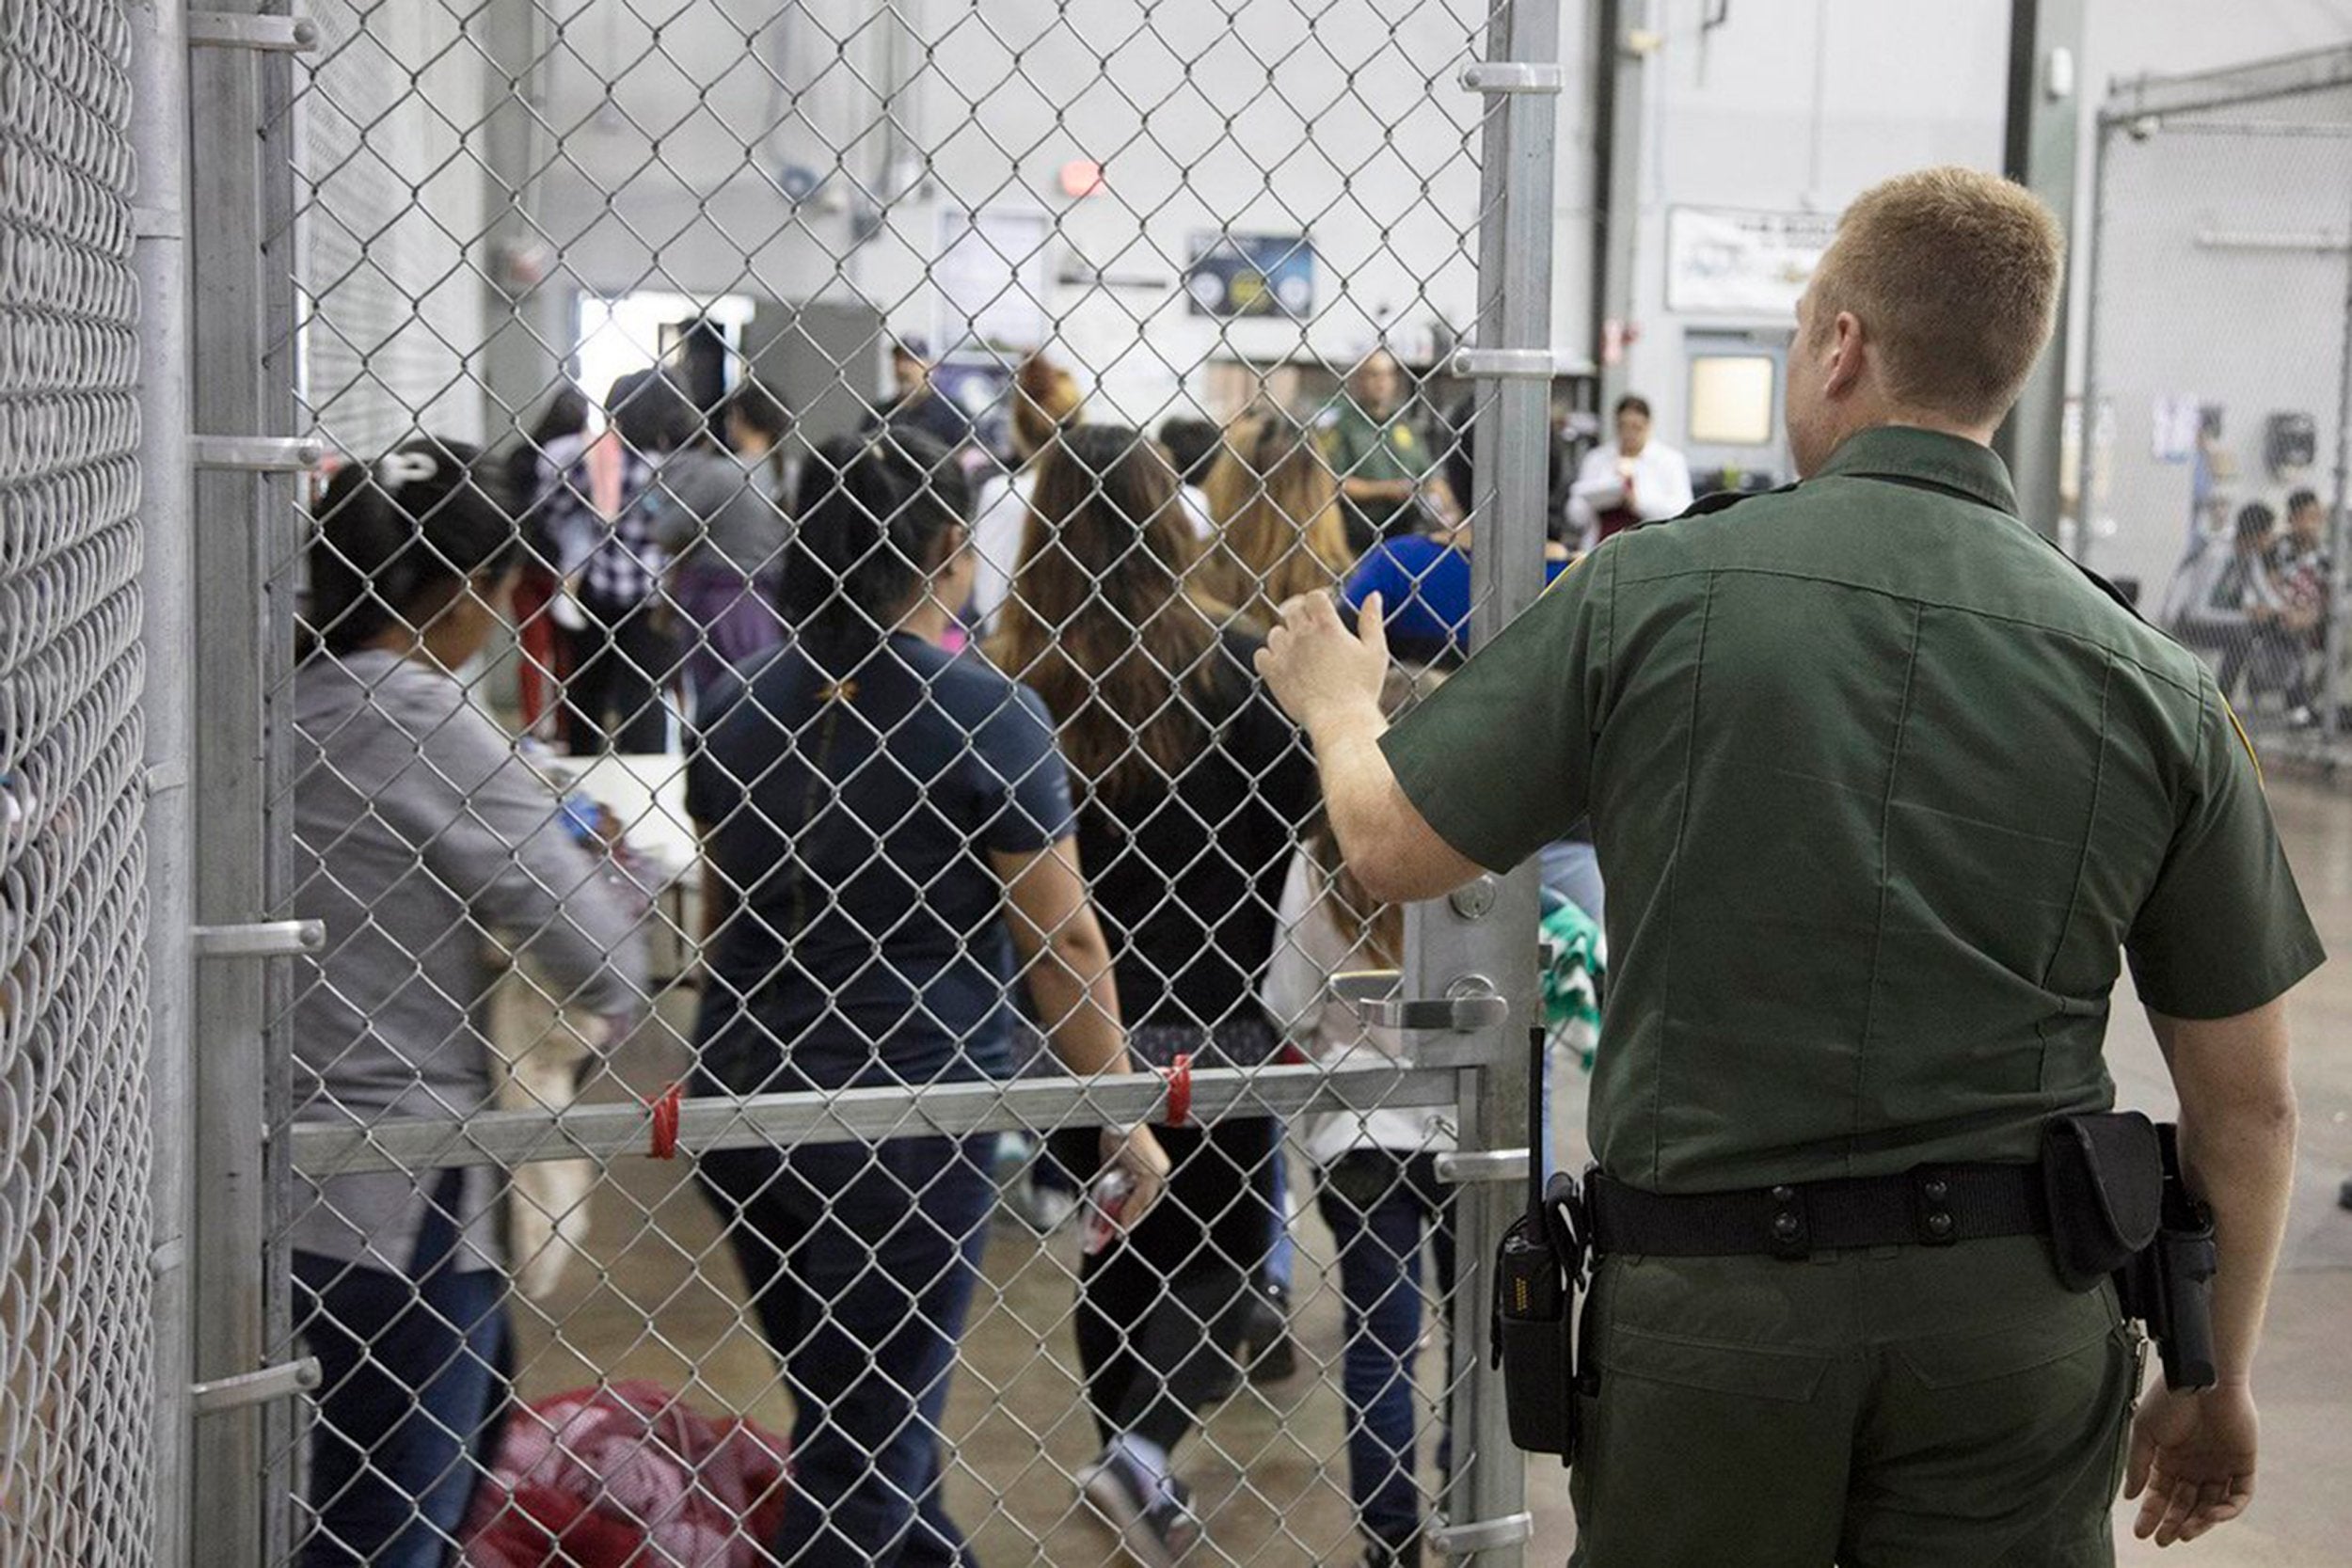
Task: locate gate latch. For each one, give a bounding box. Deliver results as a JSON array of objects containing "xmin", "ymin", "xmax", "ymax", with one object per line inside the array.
[
  {"xmin": 194, "ymin": 920, "xmax": 326, "ymax": 958},
  {"xmin": 188, "ymin": 13, "xmax": 322, "ymax": 53},
  {"xmin": 192, "ymin": 1356, "xmax": 322, "ymax": 1417},
  {"xmin": 1330, "ymin": 971, "xmax": 1509, "ymax": 1033},
  {"xmin": 190, "ymin": 435, "xmax": 326, "ymax": 472},
  {"xmin": 1430, "ymin": 1511, "xmax": 1535, "ymax": 1556},
  {"xmin": 1434, "ymin": 1148, "xmax": 1532, "ymax": 1185},
  {"xmin": 1459, "ymin": 62, "xmax": 1565, "ymax": 94}
]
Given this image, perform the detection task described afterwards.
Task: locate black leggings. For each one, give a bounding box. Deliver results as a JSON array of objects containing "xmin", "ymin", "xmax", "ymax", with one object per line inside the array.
[
  {"xmin": 564, "ymin": 592, "xmax": 677, "ymax": 754},
  {"xmin": 1067, "ymin": 1117, "xmax": 1279, "ymax": 1455}
]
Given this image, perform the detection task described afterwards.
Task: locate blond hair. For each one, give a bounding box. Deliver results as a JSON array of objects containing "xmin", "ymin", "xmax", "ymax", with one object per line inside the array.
[
  {"xmin": 1198, "ymin": 412, "xmax": 1353, "ymax": 628},
  {"xmin": 1809, "ymin": 166, "xmax": 2063, "ymax": 426}
]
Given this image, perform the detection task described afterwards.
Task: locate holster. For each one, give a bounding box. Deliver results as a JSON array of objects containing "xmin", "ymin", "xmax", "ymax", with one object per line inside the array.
[
  {"xmin": 1491, "ymin": 1028, "xmax": 1589, "ymax": 1462},
  {"xmin": 2041, "ymin": 1112, "xmax": 2217, "ymax": 1390}
]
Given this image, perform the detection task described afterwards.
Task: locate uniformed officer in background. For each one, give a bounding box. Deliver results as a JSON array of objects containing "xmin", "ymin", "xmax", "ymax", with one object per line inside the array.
[
  {"xmin": 1320, "ymin": 346, "xmax": 1452, "ymax": 550},
  {"xmin": 1260, "ymin": 166, "xmax": 2320, "ymax": 1564}
]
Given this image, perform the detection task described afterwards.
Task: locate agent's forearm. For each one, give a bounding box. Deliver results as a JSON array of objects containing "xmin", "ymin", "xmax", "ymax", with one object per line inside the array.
[{"xmin": 2176, "ymin": 1098, "xmax": 2296, "ymax": 1387}]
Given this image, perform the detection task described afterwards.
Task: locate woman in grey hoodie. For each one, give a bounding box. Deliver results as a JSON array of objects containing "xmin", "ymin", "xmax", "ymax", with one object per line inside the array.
[{"xmin": 290, "ymin": 440, "xmax": 647, "ymax": 1566}]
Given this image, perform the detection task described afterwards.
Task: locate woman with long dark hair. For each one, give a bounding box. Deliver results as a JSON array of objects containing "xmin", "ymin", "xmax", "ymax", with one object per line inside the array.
[
  {"xmin": 992, "ymin": 424, "xmax": 1318, "ymax": 1566},
  {"xmin": 291, "ymin": 440, "xmax": 647, "ymax": 1565},
  {"xmin": 688, "ymin": 429, "xmax": 1169, "ymax": 1565}
]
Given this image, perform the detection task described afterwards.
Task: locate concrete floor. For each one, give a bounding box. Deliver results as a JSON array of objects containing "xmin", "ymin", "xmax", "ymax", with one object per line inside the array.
[{"xmin": 511, "ymin": 771, "xmax": 2352, "ymax": 1566}]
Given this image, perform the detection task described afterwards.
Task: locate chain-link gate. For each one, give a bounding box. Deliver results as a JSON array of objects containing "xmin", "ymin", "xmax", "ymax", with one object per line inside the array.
[
  {"xmin": 2076, "ymin": 47, "xmax": 2352, "ymax": 768},
  {"xmin": 182, "ymin": 0, "xmax": 1569, "ymax": 1561},
  {"xmin": 0, "ymin": 0, "xmax": 158, "ymax": 1558}
]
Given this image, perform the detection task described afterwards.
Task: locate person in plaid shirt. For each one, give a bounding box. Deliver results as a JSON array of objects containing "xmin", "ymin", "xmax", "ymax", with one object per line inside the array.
[{"xmin": 567, "ymin": 370, "xmax": 691, "ymax": 753}]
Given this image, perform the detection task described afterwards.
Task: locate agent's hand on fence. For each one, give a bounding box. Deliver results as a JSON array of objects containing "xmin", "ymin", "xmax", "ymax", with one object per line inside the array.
[
  {"xmin": 2126, "ymin": 1382, "xmax": 2260, "ymax": 1546},
  {"xmin": 1099, "ymin": 1123, "xmax": 1171, "ymax": 1232},
  {"xmin": 1258, "ymin": 589, "xmax": 1389, "ymax": 737}
]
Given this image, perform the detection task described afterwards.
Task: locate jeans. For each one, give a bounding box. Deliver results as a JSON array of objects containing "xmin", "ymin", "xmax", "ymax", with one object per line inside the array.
[
  {"xmin": 698, "ymin": 1133, "xmax": 995, "ymax": 1566},
  {"xmin": 1315, "ymin": 1149, "xmax": 1457, "ymax": 1556},
  {"xmin": 294, "ymin": 1172, "xmax": 508, "ymax": 1568}
]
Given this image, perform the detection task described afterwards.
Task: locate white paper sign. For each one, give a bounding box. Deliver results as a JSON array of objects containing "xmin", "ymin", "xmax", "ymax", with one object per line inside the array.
[
  {"xmin": 933, "ymin": 208, "xmax": 1051, "ymax": 349},
  {"xmin": 1665, "ymin": 206, "xmax": 1839, "ymax": 317}
]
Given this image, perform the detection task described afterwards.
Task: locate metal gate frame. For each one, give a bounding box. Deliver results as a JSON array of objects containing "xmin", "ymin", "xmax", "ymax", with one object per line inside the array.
[{"xmin": 166, "ymin": 2, "xmax": 1570, "ymax": 1560}]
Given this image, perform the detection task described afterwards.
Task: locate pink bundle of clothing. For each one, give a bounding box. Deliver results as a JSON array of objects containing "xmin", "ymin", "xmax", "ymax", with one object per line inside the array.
[{"xmin": 462, "ymin": 1382, "xmax": 789, "ymax": 1567}]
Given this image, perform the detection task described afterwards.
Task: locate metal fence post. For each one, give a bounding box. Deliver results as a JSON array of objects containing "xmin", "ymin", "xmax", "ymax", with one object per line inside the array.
[
  {"xmin": 185, "ymin": 1, "xmax": 308, "ymax": 1557},
  {"xmin": 132, "ymin": 0, "xmax": 196, "ymax": 1557},
  {"xmin": 1428, "ymin": 1, "xmax": 1563, "ymax": 1560},
  {"xmin": 2073, "ymin": 112, "xmax": 2110, "ymax": 571},
  {"xmin": 2322, "ymin": 166, "xmax": 2352, "ymax": 767}
]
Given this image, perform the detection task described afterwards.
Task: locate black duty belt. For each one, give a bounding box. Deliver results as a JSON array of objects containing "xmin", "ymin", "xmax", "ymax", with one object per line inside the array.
[{"xmin": 1586, "ymin": 1164, "xmax": 2049, "ymax": 1260}]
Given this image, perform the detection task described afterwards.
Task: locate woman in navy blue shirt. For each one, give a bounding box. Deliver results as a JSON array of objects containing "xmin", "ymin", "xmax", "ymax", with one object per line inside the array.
[{"xmin": 689, "ymin": 430, "xmax": 1168, "ymax": 1564}]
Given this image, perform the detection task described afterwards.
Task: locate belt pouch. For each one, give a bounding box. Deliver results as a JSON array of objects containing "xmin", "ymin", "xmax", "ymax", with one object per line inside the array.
[{"xmin": 2040, "ymin": 1111, "xmax": 2163, "ymax": 1291}]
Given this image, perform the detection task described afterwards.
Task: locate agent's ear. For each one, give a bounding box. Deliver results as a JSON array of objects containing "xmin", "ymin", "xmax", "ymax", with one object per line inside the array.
[{"xmin": 1822, "ymin": 309, "xmax": 1868, "ymax": 401}]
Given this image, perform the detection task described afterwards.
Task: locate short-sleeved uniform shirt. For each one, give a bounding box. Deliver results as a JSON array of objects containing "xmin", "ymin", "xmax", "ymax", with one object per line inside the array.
[
  {"xmin": 1320, "ymin": 401, "xmax": 1437, "ymax": 543},
  {"xmin": 1384, "ymin": 426, "xmax": 2324, "ymax": 1194},
  {"xmin": 686, "ymin": 634, "xmax": 1076, "ymax": 1093}
]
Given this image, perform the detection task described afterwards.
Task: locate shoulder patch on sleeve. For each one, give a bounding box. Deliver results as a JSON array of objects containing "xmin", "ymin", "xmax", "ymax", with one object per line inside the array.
[{"xmin": 2220, "ymin": 692, "xmax": 2263, "ymax": 782}]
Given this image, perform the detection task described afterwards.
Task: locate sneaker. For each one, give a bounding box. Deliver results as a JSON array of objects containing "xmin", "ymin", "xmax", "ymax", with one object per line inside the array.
[
  {"xmin": 1238, "ymin": 1291, "xmax": 1298, "ymax": 1382},
  {"xmin": 1078, "ymin": 1449, "xmax": 1201, "ymax": 1568},
  {"xmin": 1362, "ymin": 1537, "xmax": 1422, "ymax": 1568}
]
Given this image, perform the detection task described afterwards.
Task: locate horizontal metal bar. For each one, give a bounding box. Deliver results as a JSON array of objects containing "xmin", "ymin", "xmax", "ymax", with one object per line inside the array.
[
  {"xmin": 1430, "ymin": 1511, "xmax": 1535, "ymax": 1555},
  {"xmin": 189, "ymin": 435, "xmax": 325, "ymax": 472},
  {"xmin": 1434, "ymin": 1148, "xmax": 1531, "ymax": 1185},
  {"xmin": 290, "ymin": 1060, "xmax": 1465, "ymax": 1178},
  {"xmin": 2195, "ymin": 229, "xmax": 2350, "ymax": 254},
  {"xmin": 1460, "ymin": 61, "xmax": 1565, "ymax": 94},
  {"xmin": 1447, "ymin": 347, "xmax": 1593, "ymax": 380},
  {"xmin": 186, "ymin": 12, "xmax": 320, "ymax": 52},
  {"xmin": 193, "ymin": 920, "xmax": 325, "ymax": 958},
  {"xmin": 2100, "ymin": 42, "xmax": 2352, "ymax": 126},
  {"xmin": 191, "ymin": 1357, "xmax": 321, "ymax": 1417}
]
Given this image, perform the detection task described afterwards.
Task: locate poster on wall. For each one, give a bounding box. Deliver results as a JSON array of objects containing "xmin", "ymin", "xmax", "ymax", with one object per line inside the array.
[
  {"xmin": 1665, "ymin": 206, "xmax": 1838, "ymax": 317},
  {"xmin": 2151, "ymin": 394, "xmax": 2204, "ymax": 463},
  {"xmin": 933, "ymin": 208, "xmax": 1051, "ymax": 350},
  {"xmin": 1184, "ymin": 232, "xmax": 1314, "ymax": 318}
]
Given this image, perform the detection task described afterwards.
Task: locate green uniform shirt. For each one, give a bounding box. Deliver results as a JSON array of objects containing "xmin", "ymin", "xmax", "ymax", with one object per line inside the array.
[
  {"xmin": 1319, "ymin": 401, "xmax": 1433, "ymax": 488},
  {"xmin": 1384, "ymin": 426, "xmax": 2324, "ymax": 1193}
]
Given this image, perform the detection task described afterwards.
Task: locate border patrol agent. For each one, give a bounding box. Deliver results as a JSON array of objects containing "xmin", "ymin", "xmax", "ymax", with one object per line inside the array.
[
  {"xmin": 1321, "ymin": 347, "xmax": 1442, "ymax": 549},
  {"xmin": 1261, "ymin": 167, "xmax": 2319, "ymax": 1565}
]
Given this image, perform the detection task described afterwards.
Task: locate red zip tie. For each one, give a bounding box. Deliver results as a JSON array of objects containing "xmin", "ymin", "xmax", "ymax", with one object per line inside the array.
[
  {"xmin": 647, "ymin": 1082, "xmax": 682, "ymax": 1160},
  {"xmin": 1164, "ymin": 1053, "xmax": 1193, "ymax": 1129}
]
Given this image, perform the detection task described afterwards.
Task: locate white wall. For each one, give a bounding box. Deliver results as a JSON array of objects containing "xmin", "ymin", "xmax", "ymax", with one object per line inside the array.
[
  {"xmin": 1619, "ymin": 0, "xmax": 2013, "ymax": 474},
  {"xmin": 1613, "ymin": 0, "xmax": 2352, "ymax": 496},
  {"xmin": 520, "ymin": 0, "xmax": 1582, "ymax": 428},
  {"xmin": 298, "ymin": 0, "xmax": 492, "ymax": 453}
]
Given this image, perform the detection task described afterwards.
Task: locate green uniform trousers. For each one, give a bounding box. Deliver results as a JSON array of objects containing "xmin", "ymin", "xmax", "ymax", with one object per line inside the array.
[{"xmin": 1566, "ymin": 1236, "xmax": 2141, "ymax": 1567}]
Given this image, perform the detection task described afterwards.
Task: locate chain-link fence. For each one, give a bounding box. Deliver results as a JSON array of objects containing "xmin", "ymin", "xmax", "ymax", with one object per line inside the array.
[
  {"xmin": 165, "ymin": 0, "xmax": 1575, "ymax": 1562},
  {"xmin": 0, "ymin": 0, "xmax": 158, "ymax": 1558},
  {"xmin": 2077, "ymin": 47, "xmax": 2352, "ymax": 765}
]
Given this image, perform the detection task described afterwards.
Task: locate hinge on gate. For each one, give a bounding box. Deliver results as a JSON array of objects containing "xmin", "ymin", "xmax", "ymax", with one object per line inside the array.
[
  {"xmin": 1434, "ymin": 1148, "xmax": 1532, "ymax": 1186},
  {"xmin": 1449, "ymin": 347, "xmax": 1588, "ymax": 380},
  {"xmin": 193, "ymin": 920, "xmax": 326, "ymax": 958},
  {"xmin": 1459, "ymin": 61, "xmax": 1565, "ymax": 94},
  {"xmin": 187, "ymin": 12, "xmax": 321, "ymax": 53},
  {"xmin": 190, "ymin": 435, "xmax": 326, "ymax": 472},
  {"xmin": 1430, "ymin": 1512, "xmax": 1535, "ymax": 1557},
  {"xmin": 191, "ymin": 1357, "xmax": 322, "ymax": 1417}
]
